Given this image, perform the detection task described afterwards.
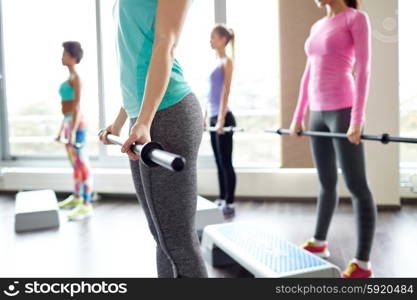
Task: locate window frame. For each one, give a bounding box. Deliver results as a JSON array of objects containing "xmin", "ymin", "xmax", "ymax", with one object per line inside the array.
[{"xmin": 0, "ymin": 0, "xmax": 10, "ymax": 161}]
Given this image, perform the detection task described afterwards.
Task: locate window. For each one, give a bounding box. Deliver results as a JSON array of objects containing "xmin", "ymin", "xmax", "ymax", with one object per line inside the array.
[
  {"xmin": 226, "ymin": 0, "xmax": 280, "ymax": 167},
  {"xmin": 176, "ymin": 0, "xmax": 216, "ymax": 163},
  {"xmin": 100, "ymin": 0, "xmax": 128, "ymax": 157},
  {"xmin": 399, "ymin": 0, "xmax": 417, "ymax": 167},
  {"xmin": 2, "ymin": 0, "xmax": 99, "ymax": 157},
  {"xmin": 0, "ymin": 0, "xmax": 281, "ymax": 168},
  {"xmin": 181, "ymin": 0, "xmax": 281, "ymax": 168}
]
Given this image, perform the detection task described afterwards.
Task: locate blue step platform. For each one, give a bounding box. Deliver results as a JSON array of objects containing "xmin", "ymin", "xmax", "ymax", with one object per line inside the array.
[{"xmin": 201, "ymin": 222, "xmax": 341, "ymax": 278}]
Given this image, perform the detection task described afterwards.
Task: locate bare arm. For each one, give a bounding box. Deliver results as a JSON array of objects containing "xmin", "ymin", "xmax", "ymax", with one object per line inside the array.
[
  {"xmin": 99, "ymin": 107, "xmax": 128, "ymax": 144},
  {"xmin": 112, "ymin": 107, "xmax": 128, "ymax": 134},
  {"xmin": 69, "ymin": 75, "xmax": 81, "ymax": 144},
  {"xmin": 137, "ymin": 0, "xmax": 191, "ymax": 127},
  {"xmin": 56, "ymin": 118, "xmax": 65, "ymax": 141},
  {"xmin": 203, "ymin": 108, "xmax": 207, "ymax": 129},
  {"xmin": 216, "ymin": 59, "xmax": 233, "ymax": 133}
]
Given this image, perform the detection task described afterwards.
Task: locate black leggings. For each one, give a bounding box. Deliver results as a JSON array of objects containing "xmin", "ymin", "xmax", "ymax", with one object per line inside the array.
[
  {"xmin": 309, "ymin": 107, "xmax": 377, "ymax": 262},
  {"xmin": 210, "ymin": 112, "xmax": 236, "ymax": 204}
]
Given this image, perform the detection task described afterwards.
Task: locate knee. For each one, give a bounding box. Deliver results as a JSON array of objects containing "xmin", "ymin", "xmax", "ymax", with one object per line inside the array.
[
  {"xmin": 318, "ymin": 176, "xmax": 337, "ymax": 192},
  {"xmin": 218, "ymin": 156, "xmax": 233, "ymax": 168},
  {"xmin": 74, "ymin": 171, "xmax": 82, "ymax": 180},
  {"xmin": 81, "ymin": 167, "xmax": 90, "ymax": 181},
  {"xmin": 346, "ymin": 180, "xmax": 373, "ymax": 201}
]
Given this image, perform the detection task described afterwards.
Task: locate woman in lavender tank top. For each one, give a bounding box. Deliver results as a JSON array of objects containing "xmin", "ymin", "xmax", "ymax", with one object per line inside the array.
[{"xmin": 204, "ymin": 24, "xmax": 237, "ymax": 219}]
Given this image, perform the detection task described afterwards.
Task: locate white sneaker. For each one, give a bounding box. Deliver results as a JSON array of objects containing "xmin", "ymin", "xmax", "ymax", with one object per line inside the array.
[{"xmin": 213, "ymin": 199, "xmax": 226, "ymax": 208}]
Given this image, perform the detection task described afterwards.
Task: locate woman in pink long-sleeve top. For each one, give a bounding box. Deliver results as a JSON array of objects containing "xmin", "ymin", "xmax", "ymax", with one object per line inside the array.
[{"xmin": 290, "ymin": 0, "xmax": 376, "ymax": 278}]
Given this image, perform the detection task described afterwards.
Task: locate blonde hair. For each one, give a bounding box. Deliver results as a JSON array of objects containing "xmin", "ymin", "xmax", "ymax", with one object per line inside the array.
[{"xmin": 213, "ymin": 24, "xmax": 235, "ymax": 60}]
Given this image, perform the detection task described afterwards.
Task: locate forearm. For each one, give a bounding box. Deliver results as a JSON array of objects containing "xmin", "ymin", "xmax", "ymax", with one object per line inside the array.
[
  {"xmin": 136, "ymin": 40, "xmax": 175, "ymax": 127},
  {"xmin": 350, "ymin": 12, "xmax": 371, "ymax": 126},
  {"xmin": 293, "ymin": 98, "xmax": 309, "ymax": 124},
  {"xmin": 351, "ymin": 67, "xmax": 370, "ymax": 125},
  {"xmin": 113, "ymin": 107, "xmax": 128, "ymax": 130},
  {"xmin": 293, "ymin": 61, "xmax": 311, "ymax": 124},
  {"xmin": 203, "ymin": 108, "xmax": 208, "ymax": 124},
  {"xmin": 71, "ymin": 107, "xmax": 81, "ymax": 132},
  {"xmin": 218, "ymin": 89, "xmax": 230, "ymax": 122},
  {"xmin": 58, "ymin": 119, "xmax": 64, "ymax": 133}
]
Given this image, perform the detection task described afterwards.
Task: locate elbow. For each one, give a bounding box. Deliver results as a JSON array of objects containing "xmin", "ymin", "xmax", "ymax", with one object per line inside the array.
[
  {"xmin": 154, "ymin": 33, "xmax": 178, "ymax": 62},
  {"xmin": 222, "ymin": 90, "xmax": 231, "ymax": 102},
  {"xmin": 355, "ymin": 60, "xmax": 371, "ymax": 78}
]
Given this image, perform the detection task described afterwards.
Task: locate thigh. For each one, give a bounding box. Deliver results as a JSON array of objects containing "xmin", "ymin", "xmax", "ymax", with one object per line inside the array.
[
  {"xmin": 217, "ymin": 112, "xmax": 235, "ymax": 157},
  {"xmin": 141, "ymin": 94, "xmax": 203, "ymax": 235},
  {"xmin": 326, "ymin": 109, "xmax": 369, "ymax": 189},
  {"xmin": 209, "ymin": 117, "xmax": 220, "ymax": 159},
  {"xmin": 309, "ymin": 111, "xmax": 338, "ymax": 188},
  {"xmin": 128, "ymin": 119, "xmax": 158, "ymax": 239},
  {"xmin": 216, "ymin": 132, "xmax": 233, "ymax": 163},
  {"xmin": 75, "ymin": 118, "xmax": 87, "ymax": 145}
]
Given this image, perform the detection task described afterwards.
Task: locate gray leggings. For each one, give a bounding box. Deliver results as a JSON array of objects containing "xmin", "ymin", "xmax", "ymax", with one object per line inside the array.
[
  {"xmin": 309, "ymin": 107, "xmax": 377, "ymax": 261},
  {"xmin": 129, "ymin": 94, "xmax": 208, "ymax": 278}
]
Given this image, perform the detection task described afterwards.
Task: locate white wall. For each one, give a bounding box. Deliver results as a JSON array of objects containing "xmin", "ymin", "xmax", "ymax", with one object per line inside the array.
[{"xmin": 362, "ymin": 0, "xmax": 400, "ymax": 206}]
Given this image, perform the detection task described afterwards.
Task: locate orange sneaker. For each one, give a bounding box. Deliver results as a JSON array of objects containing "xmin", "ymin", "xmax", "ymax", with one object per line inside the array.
[
  {"xmin": 342, "ymin": 261, "xmax": 373, "ymax": 278},
  {"xmin": 301, "ymin": 240, "xmax": 330, "ymax": 259}
]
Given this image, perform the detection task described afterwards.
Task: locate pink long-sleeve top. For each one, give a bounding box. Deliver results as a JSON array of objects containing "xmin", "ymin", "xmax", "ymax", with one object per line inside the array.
[{"xmin": 293, "ymin": 7, "xmax": 372, "ymax": 125}]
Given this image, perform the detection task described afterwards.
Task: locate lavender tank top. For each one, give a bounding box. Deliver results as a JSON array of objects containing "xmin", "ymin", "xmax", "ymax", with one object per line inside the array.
[{"xmin": 208, "ymin": 58, "xmax": 229, "ymax": 117}]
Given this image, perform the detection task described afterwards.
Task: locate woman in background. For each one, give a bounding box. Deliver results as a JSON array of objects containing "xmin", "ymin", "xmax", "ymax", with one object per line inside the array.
[
  {"xmin": 56, "ymin": 41, "xmax": 93, "ymax": 221},
  {"xmin": 204, "ymin": 24, "xmax": 237, "ymax": 220}
]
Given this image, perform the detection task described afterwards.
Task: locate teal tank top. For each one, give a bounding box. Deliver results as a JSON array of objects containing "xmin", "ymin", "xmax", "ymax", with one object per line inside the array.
[
  {"xmin": 59, "ymin": 80, "xmax": 74, "ymax": 101},
  {"xmin": 114, "ymin": 0, "xmax": 193, "ymax": 118}
]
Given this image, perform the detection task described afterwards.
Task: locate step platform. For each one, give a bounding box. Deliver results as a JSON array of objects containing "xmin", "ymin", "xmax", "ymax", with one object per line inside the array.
[
  {"xmin": 15, "ymin": 190, "xmax": 60, "ymax": 233},
  {"xmin": 196, "ymin": 196, "xmax": 224, "ymax": 237},
  {"xmin": 201, "ymin": 222, "xmax": 341, "ymax": 278}
]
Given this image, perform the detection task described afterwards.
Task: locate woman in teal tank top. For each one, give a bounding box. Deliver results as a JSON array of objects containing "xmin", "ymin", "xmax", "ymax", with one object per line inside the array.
[
  {"xmin": 99, "ymin": 0, "xmax": 208, "ymax": 278},
  {"xmin": 56, "ymin": 41, "xmax": 94, "ymax": 221}
]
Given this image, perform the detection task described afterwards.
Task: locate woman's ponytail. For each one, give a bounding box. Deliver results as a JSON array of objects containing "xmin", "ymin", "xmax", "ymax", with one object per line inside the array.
[
  {"xmin": 213, "ymin": 24, "xmax": 235, "ymax": 61},
  {"xmin": 344, "ymin": 0, "xmax": 360, "ymax": 9}
]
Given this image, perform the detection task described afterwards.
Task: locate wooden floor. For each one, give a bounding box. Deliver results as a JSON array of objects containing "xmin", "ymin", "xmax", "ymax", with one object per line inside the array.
[{"xmin": 1, "ymin": 193, "xmax": 416, "ymax": 278}]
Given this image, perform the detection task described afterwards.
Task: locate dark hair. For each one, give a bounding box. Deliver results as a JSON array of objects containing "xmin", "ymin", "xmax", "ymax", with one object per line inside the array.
[
  {"xmin": 62, "ymin": 41, "xmax": 83, "ymax": 64},
  {"xmin": 344, "ymin": 0, "xmax": 360, "ymax": 9},
  {"xmin": 213, "ymin": 24, "xmax": 235, "ymax": 59}
]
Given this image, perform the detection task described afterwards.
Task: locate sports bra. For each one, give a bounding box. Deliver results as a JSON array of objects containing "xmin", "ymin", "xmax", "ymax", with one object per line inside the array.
[{"xmin": 59, "ymin": 80, "xmax": 74, "ymax": 101}]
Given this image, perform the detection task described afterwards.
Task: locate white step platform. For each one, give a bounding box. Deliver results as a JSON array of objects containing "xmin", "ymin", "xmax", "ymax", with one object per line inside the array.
[
  {"xmin": 201, "ymin": 222, "xmax": 341, "ymax": 278},
  {"xmin": 196, "ymin": 196, "xmax": 224, "ymax": 237},
  {"xmin": 15, "ymin": 190, "xmax": 60, "ymax": 233}
]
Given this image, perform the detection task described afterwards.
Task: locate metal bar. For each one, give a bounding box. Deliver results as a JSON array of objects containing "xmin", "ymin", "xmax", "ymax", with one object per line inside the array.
[
  {"xmin": 206, "ymin": 127, "xmax": 244, "ymax": 133},
  {"xmin": 266, "ymin": 128, "xmax": 417, "ymax": 145}
]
